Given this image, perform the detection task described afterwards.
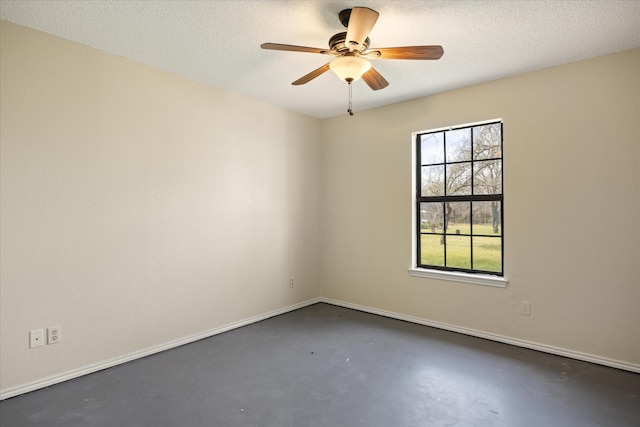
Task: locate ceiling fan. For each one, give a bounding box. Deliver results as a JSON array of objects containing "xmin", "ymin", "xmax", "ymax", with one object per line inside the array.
[{"xmin": 261, "ymin": 6, "xmax": 444, "ymax": 115}]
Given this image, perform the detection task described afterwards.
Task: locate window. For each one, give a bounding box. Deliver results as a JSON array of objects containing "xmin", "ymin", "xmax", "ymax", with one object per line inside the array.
[{"xmin": 412, "ymin": 120, "xmax": 504, "ymax": 279}]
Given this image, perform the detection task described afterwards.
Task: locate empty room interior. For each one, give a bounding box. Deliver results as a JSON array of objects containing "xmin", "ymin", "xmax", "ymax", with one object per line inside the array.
[{"xmin": 1, "ymin": 1, "xmax": 639, "ymax": 425}]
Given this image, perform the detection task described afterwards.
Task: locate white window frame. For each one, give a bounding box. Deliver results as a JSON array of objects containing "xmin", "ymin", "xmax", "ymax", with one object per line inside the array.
[{"xmin": 408, "ymin": 119, "xmax": 508, "ymax": 288}]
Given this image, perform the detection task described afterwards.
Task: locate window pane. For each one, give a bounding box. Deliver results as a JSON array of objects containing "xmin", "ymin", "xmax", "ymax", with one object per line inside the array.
[
  {"xmin": 421, "ymin": 165, "xmax": 444, "ymax": 196},
  {"xmin": 420, "ymin": 132, "xmax": 444, "ymax": 165},
  {"xmin": 445, "ymin": 202, "xmax": 470, "ymax": 234},
  {"xmin": 446, "ymin": 162, "xmax": 472, "ymax": 195},
  {"xmin": 473, "ymin": 201, "xmax": 501, "ymax": 235},
  {"xmin": 446, "ymin": 128, "xmax": 471, "ymax": 162},
  {"xmin": 445, "ymin": 235, "xmax": 471, "ymax": 269},
  {"xmin": 415, "ymin": 121, "xmax": 503, "ymax": 276},
  {"xmin": 421, "ymin": 234, "xmax": 445, "ymax": 266},
  {"xmin": 420, "ymin": 203, "xmax": 444, "ymax": 233},
  {"xmin": 472, "ymin": 236, "xmax": 502, "ymax": 272},
  {"xmin": 473, "ymin": 160, "xmax": 502, "ymax": 195},
  {"xmin": 473, "ymin": 123, "xmax": 502, "ymax": 160}
]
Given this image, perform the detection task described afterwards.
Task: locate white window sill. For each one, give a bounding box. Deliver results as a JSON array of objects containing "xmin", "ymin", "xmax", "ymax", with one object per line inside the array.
[{"xmin": 408, "ymin": 267, "xmax": 508, "ymax": 288}]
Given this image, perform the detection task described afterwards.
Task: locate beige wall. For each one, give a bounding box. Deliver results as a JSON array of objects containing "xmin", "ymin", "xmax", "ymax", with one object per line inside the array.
[
  {"xmin": 0, "ymin": 21, "xmax": 321, "ymax": 393},
  {"xmin": 1, "ymin": 19, "xmax": 638, "ymax": 396},
  {"xmin": 320, "ymin": 48, "xmax": 640, "ymax": 367}
]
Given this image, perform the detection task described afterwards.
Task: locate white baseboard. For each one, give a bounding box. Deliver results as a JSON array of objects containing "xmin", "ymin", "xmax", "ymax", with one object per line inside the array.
[
  {"xmin": 320, "ymin": 297, "xmax": 640, "ymax": 374},
  {"xmin": 3, "ymin": 296, "xmax": 637, "ymax": 400},
  {"xmin": 0, "ymin": 297, "xmax": 322, "ymax": 401}
]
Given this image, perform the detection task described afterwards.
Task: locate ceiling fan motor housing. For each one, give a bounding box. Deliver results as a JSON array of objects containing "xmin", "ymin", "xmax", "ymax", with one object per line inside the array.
[{"xmin": 329, "ymin": 32, "xmax": 370, "ymax": 54}]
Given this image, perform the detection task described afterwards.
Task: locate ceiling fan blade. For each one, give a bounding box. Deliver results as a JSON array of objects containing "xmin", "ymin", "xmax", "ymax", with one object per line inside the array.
[
  {"xmin": 370, "ymin": 46, "xmax": 444, "ymax": 60},
  {"xmin": 362, "ymin": 67, "xmax": 389, "ymax": 91},
  {"xmin": 345, "ymin": 7, "xmax": 379, "ymax": 51},
  {"xmin": 292, "ymin": 63, "xmax": 331, "ymax": 85},
  {"xmin": 261, "ymin": 43, "xmax": 331, "ymax": 55}
]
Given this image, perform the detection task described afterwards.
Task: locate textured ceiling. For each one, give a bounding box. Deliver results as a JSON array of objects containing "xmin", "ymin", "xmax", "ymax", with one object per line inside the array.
[{"xmin": 1, "ymin": 0, "xmax": 639, "ymax": 119}]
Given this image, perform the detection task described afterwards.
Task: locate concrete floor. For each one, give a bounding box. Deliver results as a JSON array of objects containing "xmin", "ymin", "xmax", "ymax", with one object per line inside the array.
[{"xmin": 1, "ymin": 303, "xmax": 639, "ymax": 426}]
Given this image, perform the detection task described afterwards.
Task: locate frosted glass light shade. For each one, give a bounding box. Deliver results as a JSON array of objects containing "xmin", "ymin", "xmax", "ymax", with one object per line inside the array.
[{"xmin": 329, "ymin": 56, "xmax": 372, "ymax": 82}]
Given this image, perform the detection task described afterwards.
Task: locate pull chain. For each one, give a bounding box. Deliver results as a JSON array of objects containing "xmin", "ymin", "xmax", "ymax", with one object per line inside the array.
[{"xmin": 347, "ymin": 79, "xmax": 354, "ymax": 116}]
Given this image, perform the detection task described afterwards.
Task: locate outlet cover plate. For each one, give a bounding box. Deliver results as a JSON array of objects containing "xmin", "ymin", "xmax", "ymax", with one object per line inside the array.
[{"xmin": 48, "ymin": 326, "xmax": 61, "ymax": 344}]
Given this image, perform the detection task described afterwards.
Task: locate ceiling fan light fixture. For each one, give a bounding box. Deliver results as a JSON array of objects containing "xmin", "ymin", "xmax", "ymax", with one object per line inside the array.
[{"xmin": 329, "ymin": 55, "xmax": 371, "ymax": 82}]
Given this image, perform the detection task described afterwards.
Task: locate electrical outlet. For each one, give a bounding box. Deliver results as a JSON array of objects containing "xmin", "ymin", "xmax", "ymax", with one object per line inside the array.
[
  {"xmin": 47, "ymin": 326, "xmax": 61, "ymax": 345},
  {"xmin": 521, "ymin": 301, "xmax": 531, "ymax": 316},
  {"xmin": 289, "ymin": 276, "xmax": 295, "ymax": 288},
  {"xmin": 30, "ymin": 329, "xmax": 44, "ymax": 348}
]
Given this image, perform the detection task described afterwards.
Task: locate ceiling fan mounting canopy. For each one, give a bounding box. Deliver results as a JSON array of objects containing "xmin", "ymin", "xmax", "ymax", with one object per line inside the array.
[{"xmin": 338, "ymin": 8, "xmax": 353, "ymax": 28}]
